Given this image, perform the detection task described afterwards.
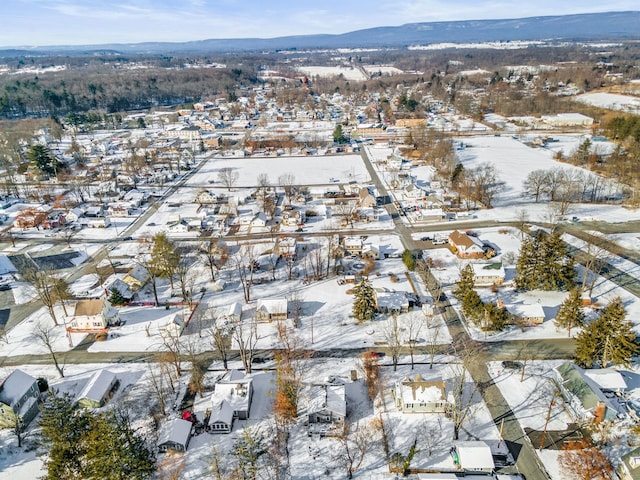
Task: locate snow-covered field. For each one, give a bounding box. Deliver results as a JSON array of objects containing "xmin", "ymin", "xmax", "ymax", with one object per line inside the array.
[
  {"xmin": 298, "ymin": 66, "xmax": 368, "ymax": 81},
  {"xmin": 575, "ymin": 92, "xmax": 640, "ymax": 113}
]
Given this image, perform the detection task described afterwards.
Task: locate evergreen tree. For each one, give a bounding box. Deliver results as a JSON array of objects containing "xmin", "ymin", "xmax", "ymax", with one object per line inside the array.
[
  {"xmin": 401, "ymin": 249, "xmax": 416, "ymax": 271},
  {"xmin": 352, "ymin": 277, "xmax": 377, "ymax": 323},
  {"xmin": 27, "ymin": 144, "xmax": 62, "ymax": 177},
  {"xmin": 484, "ymin": 302, "xmax": 509, "ymax": 331},
  {"xmin": 515, "ymin": 231, "xmax": 574, "ymax": 291},
  {"xmin": 575, "ymin": 297, "xmax": 638, "ymax": 368},
  {"xmin": 150, "ymin": 232, "xmax": 180, "ymax": 288},
  {"xmin": 38, "ymin": 393, "xmax": 155, "ymax": 480},
  {"xmin": 555, "ymin": 288, "xmax": 585, "ymax": 336},
  {"xmin": 333, "ymin": 124, "xmax": 347, "ymax": 144},
  {"xmin": 109, "ymin": 287, "xmax": 127, "ymax": 306},
  {"xmin": 455, "ymin": 264, "xmax": 475, "ymax": 299},
  {"xmin": 83, "ymin": 411, "xmax": 156, "ymax": 480},
  {"xmin": 38, "ymin": 392, "xmax": 89, "ymax": 480},
  {"xmin": 461, "ymin": 289, "xmax": 484, "ymax": 324}
]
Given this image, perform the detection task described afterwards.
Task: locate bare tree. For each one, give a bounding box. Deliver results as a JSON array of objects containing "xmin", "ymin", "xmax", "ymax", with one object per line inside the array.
[
  {"xmin": 581, "ymin": 241, "xmax": 609, "ymax": 297},
  {"xmin": 33, "ymin": 322, "xmax": 64, "ymax": 377},
  {"xmin": 161, "ymin": 333, "xmax": 183, "ymax": 377},
  {"xmin": 402, "ymin": 312, "xmax": 423, "ymax": 370},
  {"xmin": 147, "ymin": 362, "xmax": 171, "ymax": 416},
  {"xmin": 334, "ymin": 201, "xmax": 360, "ymax": 228},
  {"xmin": 207, "ymin": 308, "xmax": 233, "ymax": 370},
  {"xmin": 201, "ymin": 239, "xmax": 226, "ymax": 282},
  {"xmin": 25, "ymin": 267, "xmax": 60, "ymax": 326},
  {"xmin": 382, "ymin": 314, "xmax": 402, "ymax": 371},
  {"xmin": 334, "ymin": 420, "xmax": 380, "ymax": 479},
  {"xmin": 522, "ymin": 169, "xmax": 549, "ymax": 202},
  {"xmin": 218, "ymin": 167, "xmax": 239, "ymax": 191},
  {"xmin": 234, "ymin": 318, "xmax": 259, "ymax": 374},
  {"xmin": 10, "ymin": 415, "xmax": 27, "ymax": 448},
  {"xmin": 235, "ymin": 245, "xmax": 257, "ymax": 303},
  {"xmin": 449, "ymin": 362, "xmax": 480, "ymax": 440},
  {"xmin": 278, "ymin": 173, "xmax": 296, "ymax": 205}
]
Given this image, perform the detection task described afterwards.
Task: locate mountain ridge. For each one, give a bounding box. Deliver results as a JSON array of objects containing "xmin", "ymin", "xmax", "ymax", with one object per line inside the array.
[{"xmin": 3, "ymin": 11, "xmax": 639, "ymax": 56}]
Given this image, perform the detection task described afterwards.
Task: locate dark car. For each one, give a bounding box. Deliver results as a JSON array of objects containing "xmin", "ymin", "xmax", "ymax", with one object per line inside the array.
[
  {"xmin": 501, "ymin": 360, "xmax": 523, "ymax": 370},
  {"xmin": 0, "ymin": 284, "xmax": 11, "ymax": 291}
]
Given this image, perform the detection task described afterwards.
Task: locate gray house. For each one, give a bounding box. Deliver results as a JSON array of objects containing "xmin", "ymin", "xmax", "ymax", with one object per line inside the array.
[
  {"xmin": 0, "ymin": 369, "xmax": 40, "ymax": 428},
  {"xmin": 158, "ymin": 418, "xmax": 193, "ymax": 452}
]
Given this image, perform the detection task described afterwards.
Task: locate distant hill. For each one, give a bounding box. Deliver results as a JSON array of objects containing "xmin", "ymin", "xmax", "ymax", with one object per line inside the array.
[{"xmin": 3, "ymin": 11, "xmax": 640, "ymax": 56}]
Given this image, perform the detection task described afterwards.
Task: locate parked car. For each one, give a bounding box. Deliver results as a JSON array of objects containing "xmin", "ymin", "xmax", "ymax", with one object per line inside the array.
[
  {"xmin": 501, "ymin": 360, "xmax": 523, "ymax": 370},
  {"xmin": 0, "ymin": 284, "xmax": 11, "ymax": 291}
]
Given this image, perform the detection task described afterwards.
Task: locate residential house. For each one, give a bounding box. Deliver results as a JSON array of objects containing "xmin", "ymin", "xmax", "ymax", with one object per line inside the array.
[
  {"xmin": 255, "ymin": 298, "xmax": 288, "ymax": 322},
  {"xmin": 394, "ymin": 375, "xmax": 450, "ymax": 414},
  {"xmin": 362, "ymin": 243, "xmax": 380, "ymax": 260},
  {"xmin": 376, "ymin": 292, "xmax": 407, "ymax": 315},
  {"xmin": 299, "ymin": 383, "xmax": 347, "ymax": 436},
  {"xmin": 225, "ymin": 302, "xmax": 242, "ymax": 323},
  {"xmin": 166, "ymin": 218, "xmax": 190, "ymax": 233},
  {"xmin": 161, "ymin": 313, "xmax": 185, "ymax": 338},
  {"xmin": 0, "ymin": 369, "xmax": 40, "ymax": 428},
  {"xmin": 106, "ymin": 278, "xmax": 134, "ymax": 302},
  {"xmin": 555, "ymin": 362, "xmax": 620, "ymax": 423},
  {"xmin": 277, "ymin": 237, "xmax": 297, "ymax": 260},
  {"xmin": 208, "ymin": 399, "xmax": 234, "ymax": 434},
  {"xmin": 448, "ymin": 231, "xmax": 486, "ymax": 259},
  {"xmin": 472, "ymin": 263, "xmax": 505, "ymax": 287},
  {"xmin": 500, "ymin": 301, "xmax": 545, "ymax": 326},
  {"xmin": 618, "ymin": 447, "xmax": 640, "ymax": 480},
  {"xmin": 211, "ymin": 370, "xmax": 253, "ymax": 420},
  {"xmin": 68, "ymin": 298, "xmax": 119, "ymax": 331},
  {"xmin": 107, "ymin": 204, "xmax": 130, "ymax": 217},
  {"xmin": 282, "ymin": 210, "xmax": 305, "ymax": 227},
  {"xmin": 65, "ymin": 207, "xmax": 85, "ymax": 223},
  {"xmin": 358, "ymin": 188, "xmax": 377, "ymax": 208},
  {"xmin": 343, "ymin": 236, "xmax": 364, "ymax": 256},
  {"xmin": 453, "ymin": 441, "xmax": 495, "ymax": 474},
  {"xmin": 77, "ymin": 370, "xmax": 118, "ymax": 409},
  {"xmin": 158, "ymin": 418, "xmax": 193, "ymax": 452},
  {"xmin": 123, "ymin": 265, "xmax": 149, "ymax": 291},
  {"xmin": 194, "ymin": 190, "xmax": 216, "ymax": 205}
]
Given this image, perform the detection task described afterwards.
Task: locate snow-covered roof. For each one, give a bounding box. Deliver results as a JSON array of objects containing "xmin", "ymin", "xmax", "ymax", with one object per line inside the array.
[
  {"xmin": 158, "ymin": 418, "xmax": 192, "ymax": 447},
  {"xmin": 471, "ymin": 262, "xmax": 505, "ymax": 278},
  {"xmin": 505, "ymin": 303, "xmax": 545, "ymax": 319},
  {"xmin": 212, "ymin": 370, "xmax": 252, "ymax": 413},
  {"xmin": 455, "ymin": 441, "xmax": 494, "ymax": 470},
  {"xmin": 584, "ymin": 368, "xmax": 627, "ymax": 391},
  {"xmin": 304, "ymin": 384, "xmax": 346, "ymax": 417},
  {"xmin": 256, "ymin": 298, "xmax": 287, "ymax": 314},
  {"xmin": 227, "ymin": 302, "xmax": 242, "ymax": 318},
  {"xmin": 0, "ymin": 369, "xmax": 37, "ymax": 406},
  {"xmin": 0, "ymin": 254, "xmax": 17, "ymax": 274},
  {"xmin": 396, "ymin": 377, "xmax": 445, "ymax": 404},
  {"xmin": 78, "ymin": 370, "xmax": 117, "ymax": 404},
  {"xmin": 209, "ymin": 399, "xmax": 234, "ymax": 426}
]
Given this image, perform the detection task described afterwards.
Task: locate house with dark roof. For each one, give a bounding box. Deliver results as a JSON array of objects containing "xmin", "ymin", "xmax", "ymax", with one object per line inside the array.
[
  {"xmin": 299, "ymin": 383, "xmax": 346, "ymax": 437},
  {"xmin": 0, "ymin": 369, "xmax": 40, "ymax": 428},
  {"xmin": 448, "ymin": 230, "xmax": 485, "ymax": 259},
  {"xmin": 555, "ymin": 362, "xmax": 620, "ymax": 423}
]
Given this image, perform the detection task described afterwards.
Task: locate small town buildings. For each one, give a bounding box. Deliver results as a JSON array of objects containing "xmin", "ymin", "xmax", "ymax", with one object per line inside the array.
[
  {"xmin": 448, "ymin": 231, "xmax": 486, "ymax": 259},
  {"xmin": 208, "ymin": 399, "xmax": 234, "ymax": 434},
  {"xmin": 225, "ymin": 302, "xmax": 243, "ymax": 323},
  {"xmin": 502, "ymin": 302, "xmax": 545, "ymax": 326},
  {"xmin": 376, "ymin": 292, "xmax": 407, "ymax": 315},
  {"xmin": 299, "ymin": 383, "xmax": 347, "ymax": 436},
  {"xmin": 453, "ymin": 441, "xmax": 495, "ymax": 474},
  {"xmin": 555, "ymin": 362, "xmax": 620, "ymax": 423},
  {"xmin": 472, "ymin": 263, "xmax": 505, "ymax": 287},
  {"xmin": 255, "ymin": 298, "xmax": 288, "ymax": 322},
  {"xmin": 0, "ymin": 369, "xmax": 40, "ymax": 428},
  {"xmin": 77, "ymin": 370, "xmax": 118, "ymax": 409},
  {"xmin": 394, "ymin": 375, "xmax": 449, "ymax": 414},
  {"xmin": 68, "ymin": 298, "xmax": 119, "ymax": 331},
  {"xmin": 158, "ymin": 418, "xmax": 193, "ymax": 452},
  {"xmin": 123, "ymin": 265, "xmax": 150, "ymax": 291},
  {"xmin": 541, "ymin": 113, "xmax": 593, "ymax": 127},
  {"xmin": 343, "ymin": 236, "xmax": 364, "ymax": 255},
  {"xmin": 211, "ymin": 370, "xmax": 253, "ymax": 420}
]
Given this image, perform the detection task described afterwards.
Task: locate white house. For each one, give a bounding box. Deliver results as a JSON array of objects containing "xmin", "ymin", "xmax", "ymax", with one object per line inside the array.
[
  {"xmin": 68, "ymin": 298, "xmax": 119, "ymax": 331},
  {"xmin": 211, "ymin": 370, "xmax": 253, "ymax": 420},
  {"xmin": 158, "ymin": 418, "xmax": 193, "ymax": 452},
  {"xmin": 472, "ymin": 263, "xmax": 505, "ymax": 286},
  {"xmin": 454, "ymin": 441, "xmax": 495, "ymax": 474},
  {"xmin": 394, "ymin": 375, "xmax": 450, "ymax": 414},
  {"xmin": 255, "ymin": 298, "xmax": 288, "ymax": 322},
  {"xmin": 208, "ymin": 399, "xmax": 234, "ymax": 434},
  {"xmin": 299, "ymin": 383, "xmax": 347, "ymax": 436},
  {"xmin": 77, "ymin": 370, "xmax": 118, "ymax": 409}
]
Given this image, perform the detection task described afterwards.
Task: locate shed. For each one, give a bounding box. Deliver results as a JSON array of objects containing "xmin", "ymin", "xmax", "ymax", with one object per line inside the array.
[
  {"xmin": 77, "ymin": 370, "xmax": 118, "ymax": 409},
  {"xmin": 454, "ymin": 441, "xmax": 494, "ymax": 473},
  {"xmin": 158, "ymin": 418, "xmax": 193, "ymax": 452}
]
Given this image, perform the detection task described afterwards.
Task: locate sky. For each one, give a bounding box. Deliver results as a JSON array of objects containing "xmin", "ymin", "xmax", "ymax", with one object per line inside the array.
[{"xmin": 1, "ymin": 0, "xmax": 639, "ymax": 47}]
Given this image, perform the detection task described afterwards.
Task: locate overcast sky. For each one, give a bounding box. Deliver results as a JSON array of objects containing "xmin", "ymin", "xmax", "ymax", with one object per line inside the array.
[{"xmin": 2, "ymin": 0, "xmax": 638, "ymax": 47}]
